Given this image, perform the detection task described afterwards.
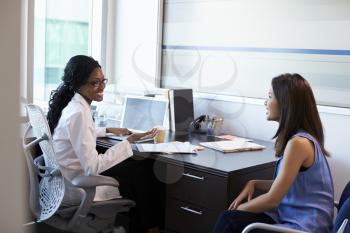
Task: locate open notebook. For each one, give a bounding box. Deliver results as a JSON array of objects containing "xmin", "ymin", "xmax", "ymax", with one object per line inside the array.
[{"xmin": 200, "ymin": 140, "xmax": 265, "ymax": 153}]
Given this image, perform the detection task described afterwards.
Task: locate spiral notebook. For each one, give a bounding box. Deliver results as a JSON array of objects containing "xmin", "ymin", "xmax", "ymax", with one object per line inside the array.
[{"xmin": 199, "ymin": 140, "xmax": 265, "ymax": 153}]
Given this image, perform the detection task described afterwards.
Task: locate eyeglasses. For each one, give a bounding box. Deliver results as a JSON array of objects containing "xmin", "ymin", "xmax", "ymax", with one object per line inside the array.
[{"xmin": 87, "ymin": 78, "xmax": 108, "ymax": 87}]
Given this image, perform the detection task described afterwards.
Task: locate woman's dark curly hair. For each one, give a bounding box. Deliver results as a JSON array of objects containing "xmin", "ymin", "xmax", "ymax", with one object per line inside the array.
[{"xmin": 47, "ymin": 55, "xmax": 101, "ymax": 133}]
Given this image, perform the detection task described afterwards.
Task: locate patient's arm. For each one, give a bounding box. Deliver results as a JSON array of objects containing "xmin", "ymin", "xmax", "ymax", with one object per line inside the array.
[
  {"xmin": 254, "ymin": 180, "xmax": 274, "ymax": 192},
  {"xmin": 235, "ymin": 137, "xmax": 314, "ymax": 213}
]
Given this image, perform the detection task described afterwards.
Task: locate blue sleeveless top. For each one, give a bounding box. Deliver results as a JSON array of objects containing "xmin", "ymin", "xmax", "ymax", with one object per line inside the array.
[{"xmin": 268, "ymin": 131, "xmax": 334, "ymax": 232}]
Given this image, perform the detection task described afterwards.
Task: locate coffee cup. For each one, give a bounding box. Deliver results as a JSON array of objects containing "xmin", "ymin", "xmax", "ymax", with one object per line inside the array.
[{"xmin": 154, "ymin": 126, "xmax": 166, "ymax": 143}]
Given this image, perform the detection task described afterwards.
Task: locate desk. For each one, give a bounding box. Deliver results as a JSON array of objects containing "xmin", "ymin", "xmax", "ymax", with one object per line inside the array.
[{"xmin": 97, "ymin": 133, "xmax": 277, "ymax": 233}]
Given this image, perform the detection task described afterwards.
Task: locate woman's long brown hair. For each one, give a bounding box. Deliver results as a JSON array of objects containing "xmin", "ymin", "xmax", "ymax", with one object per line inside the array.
[{"xmin": 272, "ymin": 73, "xmax": 329, "ymax": 157}]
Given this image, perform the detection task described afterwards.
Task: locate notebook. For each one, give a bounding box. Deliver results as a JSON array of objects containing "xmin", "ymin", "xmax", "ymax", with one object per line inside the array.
[{"xmin": 200, "ymin": 140, "xmax": 265, "ymax": 153}]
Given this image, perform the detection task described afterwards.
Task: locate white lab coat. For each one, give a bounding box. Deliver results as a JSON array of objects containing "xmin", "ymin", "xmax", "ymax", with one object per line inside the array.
[{"xmin": 53, "ymin": 93, "xmax": 133, "ymax": 205}]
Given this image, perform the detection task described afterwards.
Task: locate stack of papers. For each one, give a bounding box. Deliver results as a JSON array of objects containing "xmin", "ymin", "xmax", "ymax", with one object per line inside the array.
[
  {"xmin": 136, "ymin": 141, "xmax": 199, "ymax": 154},
  {"xmin": 200, "ymin": 140, "xmax": 265, "ymax": 153}
]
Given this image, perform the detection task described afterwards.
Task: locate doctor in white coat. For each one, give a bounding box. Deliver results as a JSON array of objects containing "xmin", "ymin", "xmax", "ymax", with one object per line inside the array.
[{"xmin": 47, "ymin": 55, "xmax": 159, "ymax": 233}]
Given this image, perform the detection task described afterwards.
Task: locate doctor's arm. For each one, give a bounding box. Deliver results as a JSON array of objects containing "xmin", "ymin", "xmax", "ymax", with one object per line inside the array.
[
  {"xmin": 68, "ymin": 112, "xmax": 133, "ymax": 175},
  {"xmin": 95, "ymin": 126, "xmax": 132, "ymax": 137},
  {"xmin": 106, "ymin": 127, "xmax": 132, "ymax": 135}
]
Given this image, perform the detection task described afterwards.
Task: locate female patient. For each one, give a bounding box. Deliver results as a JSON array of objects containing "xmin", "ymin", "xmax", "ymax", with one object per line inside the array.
[
  {"xmin": 213, "ymin": 73, "xmax": 334, "ymax": 233},
  {"xmin": 47, "ymin": 55, "xmax": 159, "ymax": 233}
]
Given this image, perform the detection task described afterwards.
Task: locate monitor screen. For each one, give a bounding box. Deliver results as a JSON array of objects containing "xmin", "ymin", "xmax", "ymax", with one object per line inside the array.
[{"xmin": 120, "ymin": 96, "xmax": 169, "ymax": 132}]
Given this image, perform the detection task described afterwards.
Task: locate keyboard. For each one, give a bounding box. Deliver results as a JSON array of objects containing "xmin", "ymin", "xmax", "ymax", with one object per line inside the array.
[{"xmin": 105, "ymin": 134, "xmax": 128, "ymax": 141}]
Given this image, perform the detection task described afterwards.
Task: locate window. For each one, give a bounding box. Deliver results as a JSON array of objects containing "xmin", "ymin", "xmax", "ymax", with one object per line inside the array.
[
  {"xmin": 33, "ymin": 0, "xmax": 101, "ymax": 110},
  {"xmin": 31, "ymin": 0, "xmax": 162, "ymax": 119},
  {"xmin": 161, "ymin": 0, "xmax": 350, "ymax": 108}
]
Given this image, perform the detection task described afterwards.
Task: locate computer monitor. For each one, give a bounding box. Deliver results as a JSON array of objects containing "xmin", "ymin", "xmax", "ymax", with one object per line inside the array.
[{"xmin": 120, "ymin": 95, "xmax": 169, "ymax": 132}]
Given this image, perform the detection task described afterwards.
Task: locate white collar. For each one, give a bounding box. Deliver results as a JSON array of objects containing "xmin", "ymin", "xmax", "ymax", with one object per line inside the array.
[{"xmin": 73, "ymin": 93, "xmax": 91, "ymax": 110}]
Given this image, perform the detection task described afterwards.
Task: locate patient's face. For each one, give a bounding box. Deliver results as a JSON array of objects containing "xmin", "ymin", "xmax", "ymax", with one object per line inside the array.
[
  {"xmin": 79, "ymin": 68, "xmax": 106, "ymax": 104},
  {"xmin": 265, "ymin": 87, "xmax": 280, "ymax": 121}
]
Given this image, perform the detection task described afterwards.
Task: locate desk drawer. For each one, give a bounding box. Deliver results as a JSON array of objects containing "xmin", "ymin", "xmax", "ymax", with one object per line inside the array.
[
  {"xmin": 166, "ymin": 164, "xmax": 227, "ymax": 210},
  {"xmin": 165, "ymin": 198, "xmax": 219, "ymax": 233}
]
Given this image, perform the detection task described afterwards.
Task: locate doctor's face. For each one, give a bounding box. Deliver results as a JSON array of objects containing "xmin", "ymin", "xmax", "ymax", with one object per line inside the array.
[
  {"xmin": 264, "ymin": 87, "xmax": 280, "ymax": 122},
  {"xmin": 79, "ymin": 68, "xmax": 107, "ymax": 104}
]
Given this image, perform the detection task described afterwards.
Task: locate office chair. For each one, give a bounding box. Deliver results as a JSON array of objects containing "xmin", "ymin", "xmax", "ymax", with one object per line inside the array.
[
  {"xmin": 22, "ymin": 104, "xmax": 135, "ymax": 233},
  {"xmin": 242, "ymin": 182, "xmax": 350, "ymax": 233},
  {"xmin": 336, "ymin": 181, "xmax": 350, "ymax": 212}
]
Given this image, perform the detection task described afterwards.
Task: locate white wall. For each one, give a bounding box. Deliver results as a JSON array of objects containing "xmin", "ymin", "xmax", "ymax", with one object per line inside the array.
[
  {"xmin": 0, "ymin": 0, "xmax": 26, "ymax": 232},
  {"xmin": 162, "ymin": 0, "xmax": 350, "ymax": 108},
  {"xmin": 194, "ymin": 98, "xmax": 350, "ymax": 200}
]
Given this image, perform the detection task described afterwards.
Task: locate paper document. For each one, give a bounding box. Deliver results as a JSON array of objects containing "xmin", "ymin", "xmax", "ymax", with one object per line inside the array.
[
  {"xmin": 200, "ymin": 140, "xmax": 265, "ymax": 153},
  {"xmin": 136, "ymin": 142, "xmax": 198, "ymax": 154}
]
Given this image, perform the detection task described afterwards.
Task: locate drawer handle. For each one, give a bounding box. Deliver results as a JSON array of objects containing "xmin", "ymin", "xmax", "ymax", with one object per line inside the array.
[
  {"xmin": 180, "ymin": 206, "xmax": 203, "ymax": 215},
  {"xmin": 182, "ymin": 172, "xmax": 205, "ymax": 180}
]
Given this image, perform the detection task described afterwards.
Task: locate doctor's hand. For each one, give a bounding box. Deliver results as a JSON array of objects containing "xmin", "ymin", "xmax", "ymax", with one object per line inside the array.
[
  {"xmin": 106, "ymin": 127, "xmax": 132, "ymax": 136},
  {"xmin": 126, "ymin": 128, "xmax": 158, "ymax": 143},
  {"xmin": 228, "ymin": 180, "xmax": 256, "ymax": 210}
]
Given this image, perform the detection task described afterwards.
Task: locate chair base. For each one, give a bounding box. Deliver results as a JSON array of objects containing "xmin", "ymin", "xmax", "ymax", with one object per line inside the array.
[{"xmin": 36, "ymin": 222, "xmax": 74, "ymax": 233}]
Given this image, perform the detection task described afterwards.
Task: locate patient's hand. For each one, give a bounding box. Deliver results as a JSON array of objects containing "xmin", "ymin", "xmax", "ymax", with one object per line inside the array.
[
  {"xmin": 228, "ymin": 180, "xmax": 256, "ymax": 210},
  {"xmin": 106, "ymin": 127, "xmax": 132, "ymax": 135}
]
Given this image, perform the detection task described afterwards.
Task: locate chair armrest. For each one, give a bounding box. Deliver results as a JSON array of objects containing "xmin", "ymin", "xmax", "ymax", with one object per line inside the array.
[
  {"xmin": 242, "ymin": 223, "xmax": 309, "ymax": 233},
  {"xmin": 337, "ymin": 219, "xmax": 348, "ymax": 233},
  {"xmin": 67, "ymin": 175, "xmax": 119, "ymax": 230},
  {"xmin": 71, "ymin": 175, "xmax": 119, "ymax": 188}
]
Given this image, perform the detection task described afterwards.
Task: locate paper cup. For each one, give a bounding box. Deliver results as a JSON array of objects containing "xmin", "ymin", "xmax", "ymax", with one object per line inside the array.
[{"xmin": 154, "ymin": 126, "xmax": 166, "ymax": 143}]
